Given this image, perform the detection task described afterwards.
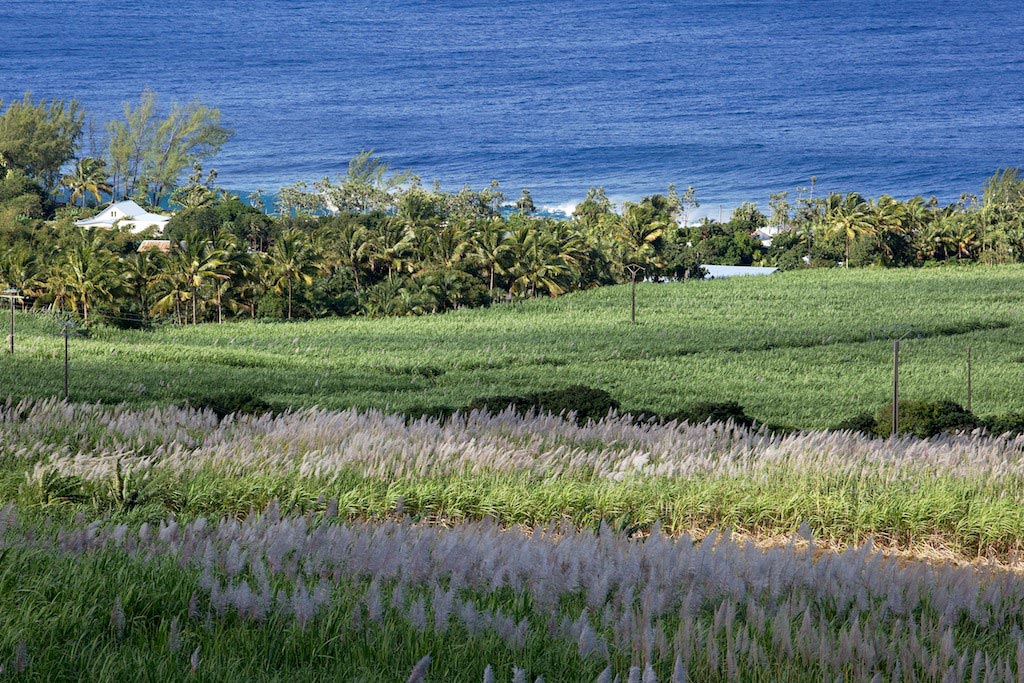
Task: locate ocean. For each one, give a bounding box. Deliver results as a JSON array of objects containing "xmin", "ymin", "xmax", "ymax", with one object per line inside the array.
[{"xmin": 1, "ymin": 0, "xmax": 1022, "ymax": 216}]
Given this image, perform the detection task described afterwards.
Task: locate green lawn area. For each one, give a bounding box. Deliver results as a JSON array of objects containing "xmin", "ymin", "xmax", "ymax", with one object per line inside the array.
[{"xmin": 2, "ymin": 265, "xmax": 1022, "ymax": 428}]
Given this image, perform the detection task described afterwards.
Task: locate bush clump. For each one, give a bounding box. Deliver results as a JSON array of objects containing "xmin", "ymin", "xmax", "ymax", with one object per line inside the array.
[
  {"xmin": 403, "ymin": 404, "xmax": 456, "ymax": 424},
  {"xmin": 831, "ymin": 412, "xmax": 878, "ymax": 434},
  {"xmin": 664, "ymin": 401, "xmax": 753, "ymax": 428},
  {"xmin": 183, "ymin": 390, "xmax": 273, "ymax": 419},
  {"xmin": 466, "ymin": 385, "xmax": 619, "ymax": 423},
  {"xmin": 874, "ymin": 400, "xmax": 977, "ymax": 438},
  {"xmin": 982, "ymin": 412, "xmax": 1024, "ymax": 436}
]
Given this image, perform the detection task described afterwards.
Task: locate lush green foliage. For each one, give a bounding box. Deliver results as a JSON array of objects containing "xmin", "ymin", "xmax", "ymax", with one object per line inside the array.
[
  {"xmin": 0, "ymin": 94, "xmax": 84, "ymax": 192},
  {"xmin": 0, "ymin": 267, "xmax": 1020, "ymax": 428},
  {"xmin": 874, "ymin": 400, "xmax": 979, "ymax": 438}
]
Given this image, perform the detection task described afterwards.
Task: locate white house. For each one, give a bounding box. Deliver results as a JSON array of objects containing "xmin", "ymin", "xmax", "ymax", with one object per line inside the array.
[{"xmin": 74, "ymin": 200, "xmax": 171, "ymax": 234}]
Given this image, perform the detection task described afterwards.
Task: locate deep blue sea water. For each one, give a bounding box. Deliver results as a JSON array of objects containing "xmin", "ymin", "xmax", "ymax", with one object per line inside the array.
[{"xmin": 1, "ymin": 1, "xmax": 1022, "ymax": 216}]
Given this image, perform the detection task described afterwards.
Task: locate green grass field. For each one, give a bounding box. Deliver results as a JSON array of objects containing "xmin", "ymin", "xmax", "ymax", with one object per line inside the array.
[{"xmin": 1, "ymin": 265, "xmax": 1022, "ymax": 428}]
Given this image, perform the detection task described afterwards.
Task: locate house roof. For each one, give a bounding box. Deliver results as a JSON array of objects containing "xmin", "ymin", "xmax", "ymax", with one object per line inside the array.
[
  {"xmin": 137, "ymin": 240, "xmax": 172, "ymax": 253},
  {"xmin": 74, "ymin": 201, "xmax": 171, "ymax": 233},
  {"xmin": 701, "ymin": 264, "xmax": 778, "ymax": 279}
]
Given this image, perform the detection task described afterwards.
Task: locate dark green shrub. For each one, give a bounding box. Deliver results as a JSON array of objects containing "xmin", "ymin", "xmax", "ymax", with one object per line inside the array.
[
  {"xmin": 874, "ymin": 400, "xmax": 978, "ymax": 438},
  {"xmin": 665, "ymin": 401, "xmax": 753, "ymax": 428},
  {"xmin": 466, "ymin": 385, "xmax": 619, "ymax": 424},
  {"xmin": 403, "ymin": 404, "xmax": 456, "ymax": 424},
  {"xmin": 983, "ymin": 412, "xmax": 1024, "ymax": 436},
  {"xmin": 832, "ymin": 412, "xmax": 877, "ymax": 434},
  {"xmin": 183, "ymin": 390, "xmax": 272, "ymax": 419}
]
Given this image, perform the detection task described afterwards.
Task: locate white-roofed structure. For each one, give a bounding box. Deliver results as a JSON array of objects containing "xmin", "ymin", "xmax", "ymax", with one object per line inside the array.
[
  {"xmin": 701, "ymin": 264, "xmax": 778, "ymax": 279},
  {"xmin": 74, "ymin": 200, "xmax": 171, "ymax": 234}
]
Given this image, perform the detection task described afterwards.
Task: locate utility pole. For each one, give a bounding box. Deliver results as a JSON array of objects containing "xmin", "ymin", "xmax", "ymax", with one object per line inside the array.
[
  {"xmin": 624, "ymin": 264, "xmax": 646, "ymax": 325},
  {"xmin": 891, "ymin": 339, "xmax": 900, "ymax": 437},
  {"xmin": 2, "ymin": 288, "xmax": 19, "ymax": 354},
  {"xmin": 967, "ymin": 347, "xmax": 973, "ymax": 413},
  {"xmin": 58, "ymin": 320, "xmax": 74, "ymax": 401}
]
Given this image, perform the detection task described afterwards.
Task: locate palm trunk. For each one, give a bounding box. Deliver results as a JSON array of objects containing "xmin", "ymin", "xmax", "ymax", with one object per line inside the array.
[
  {"xmin": 489, "ymin": 266, "xmax": 495, "ymax": 293},
  {"xmin": 192, "ymin": 288, "xmax": 197, "ymax": 325},
  {"xmin": 287, "ymin": 281, "xmax": 293, "ymax": 321}
]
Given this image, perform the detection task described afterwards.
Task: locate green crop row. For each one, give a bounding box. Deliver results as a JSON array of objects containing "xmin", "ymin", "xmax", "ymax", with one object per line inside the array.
[{"xmin": 0, "ymin": 266, "xmax": 1021, "ymax": 429}]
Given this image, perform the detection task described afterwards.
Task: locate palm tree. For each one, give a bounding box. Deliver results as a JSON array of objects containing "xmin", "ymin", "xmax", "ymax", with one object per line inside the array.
[
  {"xmin": 616, "ymin": 201, "xmax": 667, "ymax": 269},
  {"xmin": 470, "ymin": 217, "xmax": 510, "ymax": 293},
  {"xmin": 324, "ymin": 219, "xmax": 373, "ymax": 291},
  {"xmin": 868, "ymin": 195, "xmax": 906, "ymax": 262},
  {"xmin": 210, "ymin": 229, "xmax": 258, "ymax": 322},
  {"xmin": 61, "ymin": 158, "xmax": 111, "ymax": 208},
  {"xmin": 0, "ymin": 247, "xmax": 40, "ymax": 308},
  {"xmin": 947, "ymin": 219, "xmax": 979, "ymax": 260},
  {"xmin": 268, "ymin": 228, "xmax": 322, "ymax": 320},
  {"xmin": 506, "ymin": 223, "xmax": 573, "ymax": 298},
  {"xmin": 369, "ymin": 216, "xmax": 415, "ymax": 281},
  {"xmin": 416, "ymin": 218, "xmax": 473, "ymax": 271},
  {"xmin": 151, "ymin": 232, "xmax": 227, "ymax": 324},
  {"xmin": 55, "ymin": 228, "xmax": 119, "ymax": 325},
  {"xmin": 823, "ymin": 193, "xmax": 875, "ymax": 267},
  {"xmin": 122, "ymin": 250, "xmax": 163, "ymax": 319}
]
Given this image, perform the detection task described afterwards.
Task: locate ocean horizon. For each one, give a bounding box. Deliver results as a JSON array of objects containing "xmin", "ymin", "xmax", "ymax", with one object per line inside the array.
[{"xmin": 2, "ymin": 0, "xmax": 1023, "ymax": 217}]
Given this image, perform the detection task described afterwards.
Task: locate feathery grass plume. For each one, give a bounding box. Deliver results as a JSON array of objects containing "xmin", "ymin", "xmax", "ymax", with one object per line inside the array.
[
  {"xmin": 578, "ymin": 613, "xmax": 607, "ymax": 659},
  {"xmin": 189, "ymin": 646, "xmax": 201, "ymax": 674},
  {"xmin": 1017, "ymin": 639, "xmax": 1024, "ymax": 683},
  {"xmin": 13, "ymin": 642, "xmax": 27, "ymax": 673},
  {"xmin": 627, "ymin": 665, "xmax": 641, "ymax": 683},
  {"xmin": 406, "ymin": 654, "xmax": 432, "ymax": 683},
  {"xmin": 168, "ymin": 617, "xmax": 181, "ymax": 653},
  {"xmin": 364, "ymin": 579, "xmax": 384, "ymax": 623},
  {"xmin": 642, "ymin": 665, "xmax": 657, "ymax": 683},
  {"xmin": 187, "ymin": 592, "xmax": 199, "ymax": 621},
  {"xmin": 408, "ymin": 597, "xmax": 428, "ymax": 632},
  {"xmin": 596, "ymin": 667, "xmax": 613, "ymax": 683},
  {"xmin": 671, "ymin": 654, "xmax": 686, "ymax": 683},
  {"xmin": 512, "ymin": 667, "xmax": 528, "ymax": 683},
  {"xmin": 483, "ymin": 664, "xmax": 495, "ymax": 683},
  {"xmin": 110, "ymin": 596, "xmax": 126, "ymax": 637}
]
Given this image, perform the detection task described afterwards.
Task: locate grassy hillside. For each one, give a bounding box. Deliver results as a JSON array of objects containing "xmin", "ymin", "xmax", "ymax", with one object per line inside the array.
[{"xmin": 2, "ymin": 265, "xmax": 1023, "ymax": 428}]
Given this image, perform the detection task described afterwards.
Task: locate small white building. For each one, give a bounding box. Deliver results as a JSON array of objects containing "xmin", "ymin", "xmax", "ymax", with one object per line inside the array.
[
  {"xmin": 74, "ymin": 200, "xmax": 171, "ymax": 234},
  {"xmin": 701, "ymin": 264, "xmax": 778, "ymax": 279}
]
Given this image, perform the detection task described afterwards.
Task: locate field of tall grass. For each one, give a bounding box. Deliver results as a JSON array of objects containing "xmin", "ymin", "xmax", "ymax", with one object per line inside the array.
[
  {"xmin": 4, "ymin": 266, "xmax": 1024, "ymax": 680},
  {"xmin": 1, "ymin": 266, "xmax": 1022, "ymax": 428},
  {"xmin": 4, "ymin": 399, "xmax": 1024, "ymax": 680}
]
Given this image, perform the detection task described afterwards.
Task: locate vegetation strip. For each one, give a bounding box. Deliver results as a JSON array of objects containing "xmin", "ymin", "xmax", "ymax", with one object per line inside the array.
[
  {"xmin": 4, "ymin": 267, "xmax": 1024, "ymax": 429},
  {"xmin": 5, "ymin": 399, "xmax": 1024, "ymax": 559}
]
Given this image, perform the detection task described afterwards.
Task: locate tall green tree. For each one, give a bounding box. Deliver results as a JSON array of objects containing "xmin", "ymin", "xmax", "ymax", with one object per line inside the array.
[
  {"xmin": 107, "ymin": 90, "xmax": 232, "ymax": 203},
  {"xmin": 470, "ymin": 218, "xmax": 510, "ymax": 293},
  {"xmin": 268, "ymin": 228, "xmax": 322, "ymax": 320},
  {"xmin": 0, "ymin": 94, "xmax": 84, "ymax": 191},
  {"xmin": 151, "ymin": 232, "xmax": 227, "ymax": 324},
  {"xmin": 61, "ymin": 157, "xmax": 111, "ymax": 208},
  {"xmin": 823, "ymin": 193, "xmax": 875, "ymax": 267},
  {"xmin": 317, "ymin": 151, "xmax": 414, "ymax": 214},
  {"xmin": 106, "ymin": 89, "xmax": 157, "ymax": 200},
  {"xmin": 51, "ymin": 229, "xmax": 119, "ymax": 325},
  {"xmin": 515, "ymin": 189, "xmax": 536, "ymax": 216}
]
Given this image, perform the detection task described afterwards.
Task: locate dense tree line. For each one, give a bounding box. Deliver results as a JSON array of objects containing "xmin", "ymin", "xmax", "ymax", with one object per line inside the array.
[{"xmin": 1, "ymin": 92, "xmax": 1023, "ymax": 326}]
